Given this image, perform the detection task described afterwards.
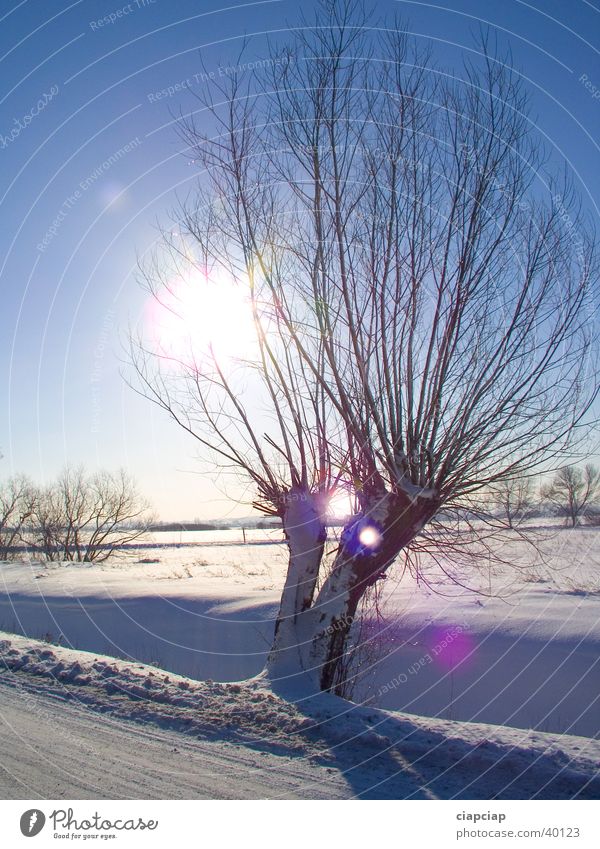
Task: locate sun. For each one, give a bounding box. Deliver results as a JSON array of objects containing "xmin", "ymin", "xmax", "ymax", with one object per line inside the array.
[
  {"xmin": 146, "ymin": 265, "xmax": 256, "ymax": 366},
  {"xmin": 327, "ymin": 489, "xmax": 353, "ymax": 520}
]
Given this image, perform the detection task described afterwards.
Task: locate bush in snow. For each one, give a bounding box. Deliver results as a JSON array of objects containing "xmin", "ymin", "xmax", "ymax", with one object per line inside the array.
[{"xmin": 23, "ymin": 467, "xmax": 153, "ymax": 562}]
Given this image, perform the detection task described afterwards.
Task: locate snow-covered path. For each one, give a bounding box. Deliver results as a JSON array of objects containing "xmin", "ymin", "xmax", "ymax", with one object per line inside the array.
[
  {"xmin": 0, "ymin": 674, "xmax": 350, "ymax": 800},
  {"xmin": 1, "ymin": 634, "xmax": 599, "ymax": 800}
]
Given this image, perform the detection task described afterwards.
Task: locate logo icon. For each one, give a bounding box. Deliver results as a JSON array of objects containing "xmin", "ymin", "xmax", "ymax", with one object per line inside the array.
[{"xmin": 19, "ymin": 810, "xmax": 46, "ymax": 837}]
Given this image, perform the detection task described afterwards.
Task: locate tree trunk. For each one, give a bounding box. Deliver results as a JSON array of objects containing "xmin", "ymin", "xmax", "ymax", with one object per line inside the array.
[
  {"xmin": 265, "ymin": 487, "xmax": 438, "ymax": 696},
  {"xmin": 310, "ymin": 492, "xmax": 437, "ymax": 693},
  {"xmin": 265, "ymin": 488, "xmax": 326, "ymax": 689}
]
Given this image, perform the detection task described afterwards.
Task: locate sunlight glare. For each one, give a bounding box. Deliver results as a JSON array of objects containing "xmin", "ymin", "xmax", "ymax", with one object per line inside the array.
[
  {"xmin": 327, "ymin": 489, "xmax": 353, "ymax": 520},
  {"xmin": 146, "ymin": 265, "xmax": 255, "ymax": 366}
]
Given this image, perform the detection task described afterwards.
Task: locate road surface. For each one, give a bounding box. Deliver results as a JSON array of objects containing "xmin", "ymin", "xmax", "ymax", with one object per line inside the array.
[{"xmin": 0, "ymin": 674, "xmax": 350, "ymax": 800}]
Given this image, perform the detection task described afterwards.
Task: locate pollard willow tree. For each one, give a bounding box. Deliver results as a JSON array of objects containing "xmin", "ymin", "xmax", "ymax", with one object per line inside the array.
[{"xmin": 132, "ymin": 1, "xmax": 599, "ymax": 695}]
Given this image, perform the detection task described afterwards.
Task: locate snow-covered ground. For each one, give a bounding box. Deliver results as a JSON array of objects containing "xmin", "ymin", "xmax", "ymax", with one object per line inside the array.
[
  {"xmin": 0, "ymin": 524, "xmax": 599, "ymax": 747},
  {"xmin": 1, "ymin": 632, "xmax": 599, "ymax": 799}
]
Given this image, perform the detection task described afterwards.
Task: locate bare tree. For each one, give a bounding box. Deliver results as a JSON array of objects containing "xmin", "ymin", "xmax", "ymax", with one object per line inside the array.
[
  {"xmin": 542, "ymin": 465, "xmax": 600, "ymax": 527},
  {"xmin": 26, "ymin": 467, "xmax": 151, "ymax": 561},
  {"xmin": 131, "ymin": 1, "xmax": 599, "ymax": 694},
  {"xmin": 28, "ymin": 484, "xmax": 62, "ymax": 561},
  {"xmin": 488, "ymin": 477, "xmax": 535, "ymax": 529},
  {"xmin": 84, "ymin": 469, "xmax": 153, "ymax": 562},
  {"xmin": 0, "ymin": 476, "xmax": 35, "ymax": 559}
]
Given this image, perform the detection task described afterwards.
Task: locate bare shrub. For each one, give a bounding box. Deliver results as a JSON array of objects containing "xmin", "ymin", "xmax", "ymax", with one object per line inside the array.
[
  {"xmin": 488, "ymin": 477, "xmax": 535, "ymax": 528},
  {"xmin": 0, "ymin": 476, "xmax": 35, "ymax": 559},
  {"xmin": 541, "ymin": 465, "xmax": 600, "ymax": 527},
  {"xmin": 25, "ymin": 467, "xmax": 152, "ymax": 562}
]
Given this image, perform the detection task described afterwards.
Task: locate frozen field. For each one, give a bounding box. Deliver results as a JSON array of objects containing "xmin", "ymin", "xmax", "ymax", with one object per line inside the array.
[{"xmin": 0, "ymin": 525, "xmax": 599, "ymax": 739}]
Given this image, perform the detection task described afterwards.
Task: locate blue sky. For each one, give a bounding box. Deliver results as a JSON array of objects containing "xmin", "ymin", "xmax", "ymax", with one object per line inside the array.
[{"xmin": 0, "ymin": 0, "xmax": 598, "ymax": 520}]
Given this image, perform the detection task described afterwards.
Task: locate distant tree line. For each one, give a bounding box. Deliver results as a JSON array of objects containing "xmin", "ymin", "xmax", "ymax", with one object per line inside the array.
[
  {"xmin": 489, "ymin": 464, "xmax": 600, "ymax": 528},
  {"xmin": 148, "ymin": 521, "xmax": 223, "ymax": 533},
  {"xmin": 0, "ymin": 467, "xmax": 151, "ymax": 561},
  {"xmin": 147, "ymin": 518, "xmax": 283, "ymax": 532},
  {"xmin": 2, "ymin": 463, "xmax": 596, "ymax": 568}
]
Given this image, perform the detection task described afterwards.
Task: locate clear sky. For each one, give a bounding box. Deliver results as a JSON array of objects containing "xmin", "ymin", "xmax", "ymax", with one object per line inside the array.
[{"xmin": 0, "ymin": 0, "xmax": 599, "ymax": 520}]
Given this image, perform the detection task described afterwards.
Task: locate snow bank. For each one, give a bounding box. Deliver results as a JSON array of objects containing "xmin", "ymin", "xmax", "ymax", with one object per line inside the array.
[{"xmin": 1, "ymin": 631, "xmax": 599, "ymax": 799}]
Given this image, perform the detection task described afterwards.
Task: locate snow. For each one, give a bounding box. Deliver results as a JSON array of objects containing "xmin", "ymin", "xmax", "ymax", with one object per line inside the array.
[
  {"xmin": 1, "ymin": 631, "xmax": 599, "ymax": 799},
  {"xmin": 0, "ymin": 649, "xmax": 350, "ymax": 800},
  {"xmin": 0, "ymin": 545, "xmax": 281, "ymax": 682},
  {"xmin": 0, "ymin": 524, "xmax": 599, "ymax": 745},
  {"xmin": 363, "ymin": 527, "xmax": 600, "ymax": 738}
]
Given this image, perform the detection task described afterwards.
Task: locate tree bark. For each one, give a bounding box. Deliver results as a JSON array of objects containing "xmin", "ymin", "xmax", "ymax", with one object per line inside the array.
[
  {"xmin": 265, "ymin": 488, "xmax": 327, "ymax": 688},
  {"xmin": 309, "ymin": 492, "xmax": 437, "ymax": 693}
]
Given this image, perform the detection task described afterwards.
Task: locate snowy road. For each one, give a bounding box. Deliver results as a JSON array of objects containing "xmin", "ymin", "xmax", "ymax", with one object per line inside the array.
[
  {"xmin": 1, "ymin": 634, "xmax": 599, "ymax": 800},
  {"xmin": 0, "ymin": 675, "xmax": 350, "ymax": 800}
]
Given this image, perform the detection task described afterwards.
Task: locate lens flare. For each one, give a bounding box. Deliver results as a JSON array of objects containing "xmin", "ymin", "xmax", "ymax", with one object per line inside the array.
[
  {"xmin": 341, "ymin": 518, "xmax": 384, "ymax": 556},
  {"xmin": 358, "ymin": 525, "xmax": 382, "ymax": 549},
  {"xmin": 427, "ymin": 626, "xmax": 474, "ymax": 670}
]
